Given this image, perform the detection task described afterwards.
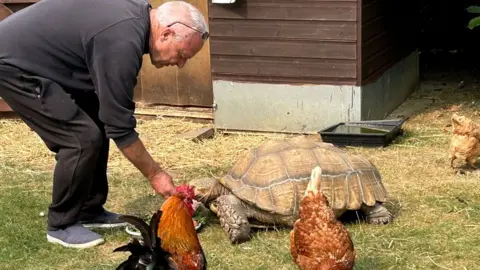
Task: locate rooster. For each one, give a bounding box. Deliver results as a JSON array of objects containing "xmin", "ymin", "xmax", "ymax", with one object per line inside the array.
[
  {"xmin": 114, "ymin": 184, "xmax": 207, "ymax": 270},
  {"xmin": 290, "ymin": 166, "xmax": 356, "ymax": 270}
]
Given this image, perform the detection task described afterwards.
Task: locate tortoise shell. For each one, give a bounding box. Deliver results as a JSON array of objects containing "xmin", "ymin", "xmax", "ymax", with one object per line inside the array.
[{"xmin": 218, "ymin": 136, "xmax": 388, "ymax": 216}]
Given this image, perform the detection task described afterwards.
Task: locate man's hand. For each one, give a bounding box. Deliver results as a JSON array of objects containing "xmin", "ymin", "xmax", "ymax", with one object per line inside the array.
[{"xmin": 149, "ymin": 170, "xmax": 177, "ymax": 198}]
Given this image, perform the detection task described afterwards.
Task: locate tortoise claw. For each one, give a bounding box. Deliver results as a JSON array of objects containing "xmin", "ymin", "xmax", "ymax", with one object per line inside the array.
[{"xmin": 363, "ymin": 204, "xmax": 393, "ymax": 225}]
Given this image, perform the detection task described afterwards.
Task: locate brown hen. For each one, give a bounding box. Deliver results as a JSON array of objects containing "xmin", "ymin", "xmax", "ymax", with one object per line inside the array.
[
  {"xmin": 451, "ymin": 113, "xmax": 480, "ymax": 138},
  {"xmin": 449, "ymin": 113, "xmax": 480, "ymax": 169},
  {"xmin": 290, "ymin": 166, "xmax": 356, "ymax": 270}
]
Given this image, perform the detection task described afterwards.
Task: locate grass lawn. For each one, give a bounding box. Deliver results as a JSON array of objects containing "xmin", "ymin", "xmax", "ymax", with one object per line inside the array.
[{"xmin": 1, "ymin": 79, "xmax": 480, "ymax": 270}]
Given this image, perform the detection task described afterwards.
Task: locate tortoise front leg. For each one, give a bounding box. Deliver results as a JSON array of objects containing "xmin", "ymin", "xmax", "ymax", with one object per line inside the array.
[{"xmin": 216, "ymin": 194, "xmax": 251, "ymax": 244}]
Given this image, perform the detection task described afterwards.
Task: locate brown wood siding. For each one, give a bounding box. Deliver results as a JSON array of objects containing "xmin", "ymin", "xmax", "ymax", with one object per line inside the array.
[
  {"xmin": 360, "ymin": 0, "xmax": 417, "ymax": 84},
  {"xmin": 208, "ymin": 0, "xmax": 358, "ymax": 85}
]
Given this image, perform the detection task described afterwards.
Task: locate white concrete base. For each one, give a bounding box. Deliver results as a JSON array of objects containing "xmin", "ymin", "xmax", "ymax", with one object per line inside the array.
[
  {"xmin": 213, "ymin": 50, "xmax": 419, "ymax": 133},
  {"xmin": 361, "ymin": 49, "xmax": 420, "ymax": 120}
]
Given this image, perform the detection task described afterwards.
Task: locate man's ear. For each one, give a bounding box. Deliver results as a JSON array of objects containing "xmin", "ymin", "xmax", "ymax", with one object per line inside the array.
[{"xmin": 159, "ymin": 27, "xmax": 175, "ymax": 41}]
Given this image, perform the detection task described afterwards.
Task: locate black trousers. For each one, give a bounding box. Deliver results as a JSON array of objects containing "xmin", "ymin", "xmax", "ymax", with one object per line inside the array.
[{"xmin": 0, "ymin": 63, "xmax": 109, "ymax": 230}]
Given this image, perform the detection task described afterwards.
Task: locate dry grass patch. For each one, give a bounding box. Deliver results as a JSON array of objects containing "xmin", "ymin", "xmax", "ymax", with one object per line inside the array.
[{"xmin": 1, "ymin": 81, "xmax": 480, "ymax": 269}]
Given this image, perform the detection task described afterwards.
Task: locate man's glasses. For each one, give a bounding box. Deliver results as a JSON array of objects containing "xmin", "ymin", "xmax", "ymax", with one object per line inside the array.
[{"xmin": 167, "ymin": 21, "xmax": 210, "ymax": 40}]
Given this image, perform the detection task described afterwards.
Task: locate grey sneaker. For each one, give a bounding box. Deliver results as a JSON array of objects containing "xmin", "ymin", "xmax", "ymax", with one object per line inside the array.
[
  {"xmin": 47, "ymin": 224, "xmax": 105, "ymax": 249},
  {"xmin": 80, "ymin": 210, "xmax": 128, "ymax": 229}
]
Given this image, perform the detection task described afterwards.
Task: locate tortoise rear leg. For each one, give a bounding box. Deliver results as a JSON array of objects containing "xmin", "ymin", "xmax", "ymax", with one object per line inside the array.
[
  {"xmin": 361, "ymin": 203, "xmax": 393, "ymax": 225},
  {"xmin": 216, "ymin": 194, "xmax": 251, "ymax": 244}
]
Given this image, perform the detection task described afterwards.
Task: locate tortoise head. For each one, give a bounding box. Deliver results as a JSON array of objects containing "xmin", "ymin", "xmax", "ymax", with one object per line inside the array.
[{"xmin": 188, "ymin": 177, "xmax": 222, "ymax": 205}]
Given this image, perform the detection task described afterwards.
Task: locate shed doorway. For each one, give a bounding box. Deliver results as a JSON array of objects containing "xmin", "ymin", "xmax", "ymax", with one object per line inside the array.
[
  {"xmin": 419, "ymin": 1, "xmax": 480, "ymax": 82},
  {"xmin": 385, "ymin": 1, "xmax": 480, "ymax": 120}
]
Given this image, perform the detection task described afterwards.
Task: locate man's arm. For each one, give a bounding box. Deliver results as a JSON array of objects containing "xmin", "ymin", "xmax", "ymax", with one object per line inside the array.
[
  {"xmin": 84, "ymin": 19, "xmax": 175, "ymax": 197},
  {"xmin": 120, "ymin": 139, "xmax": 163, "ymax": 180},
  {"xmin": 120, "ymin": 138, "xmax": 176, "ymax": 198}
]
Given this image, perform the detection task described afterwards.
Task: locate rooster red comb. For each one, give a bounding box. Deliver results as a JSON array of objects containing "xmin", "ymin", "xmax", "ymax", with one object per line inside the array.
[{"xmin": 175, "ymin": 183, "xmax": 195, "ymax": 199}]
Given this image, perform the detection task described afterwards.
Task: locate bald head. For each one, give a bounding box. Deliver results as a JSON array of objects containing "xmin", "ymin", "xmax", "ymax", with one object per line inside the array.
[
  {"xmin": 147, "ymin": 1, "xmax": 208, "ymax": 68},
  {"xmin": 153, "ymin": 1, "xmax": 208, "ymax": 41}
]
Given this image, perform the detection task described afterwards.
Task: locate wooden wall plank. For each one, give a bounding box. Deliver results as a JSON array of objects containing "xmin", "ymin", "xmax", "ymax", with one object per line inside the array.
[
  {"xmin": 209, "ymin": 2, "xmax": 357, "ymax": 21},
  {"xmin": 361, "ymin": 15, "xmax": 387, "ymax": 43},
  {"xmin": 212, "ymin": 74, "xmax": 357, "ymax": 85},
  {"xmin": 362, "ymin": 45, "xmax": 411, "ymax": 85},
  {"xmin": 362, "ymin": 31, "xmax": 393, "ymax": 61},
  {"xmin": 361, "ymin": 0, "xmax": 385, "ymax": 24},
  {"xmin": 211, "ymin": 39, "xmax": 356, "ymax": 60},
  {"xmin": 211, "ymin": 20, "xmax": 357, "ymax": 41},
  {"xmin": 211, "ymin": 56, "xmax": 357, "ymax": 79}
]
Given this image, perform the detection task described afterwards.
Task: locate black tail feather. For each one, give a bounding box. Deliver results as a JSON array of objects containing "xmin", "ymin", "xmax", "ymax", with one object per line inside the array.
[
  {"xmin": 201, "ymin": 248, "xmax": 207, "ymax": 270},
  {"xmin": 114, "ymin": 211, "xmax": 172, "ymax": 269},
  {"xmin": 113, "ymin": 238, "xmax": 149, "ymax": 254},
  {"xmin": 113, "ymin": 244, "xmax": 131, "ymax": 253},
  {"xmin": 113, "ymin": 238, "xmax": 153, "ymax": 270},
  {"xmin": 149, "ymin": 210, "xmax": 162, "ymax": 249},
  {"xmin": 118, "ymin": 215, "xmax": 153, "ymax": 249}
]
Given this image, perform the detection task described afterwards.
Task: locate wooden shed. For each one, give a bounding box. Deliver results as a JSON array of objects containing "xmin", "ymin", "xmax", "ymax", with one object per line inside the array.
[
  {"xmin": 208, "ymin": 0, "xmax": 419, "ymax": 133},
  {"xmin": 1, "ymin": 0, "xmax": 420, "ymax": 135}
]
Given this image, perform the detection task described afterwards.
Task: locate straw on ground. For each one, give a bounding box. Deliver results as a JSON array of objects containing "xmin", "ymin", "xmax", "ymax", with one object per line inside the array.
[{"xmin": 1, "ymin": 81, "xmax": 480, "ymax": 269}]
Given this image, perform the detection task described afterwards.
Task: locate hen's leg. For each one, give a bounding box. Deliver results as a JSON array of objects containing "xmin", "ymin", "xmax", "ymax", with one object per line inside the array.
[
  {"xmin": 216, "ymin": 194, "xmax": 251, "ymax": 244},
  {"xmin": 361, "ymin": 203, "xmax": 393, "ymax": 225},
  {"xmin": 449, "ymin": 155, "xmax": 456, "ymax": 168}
]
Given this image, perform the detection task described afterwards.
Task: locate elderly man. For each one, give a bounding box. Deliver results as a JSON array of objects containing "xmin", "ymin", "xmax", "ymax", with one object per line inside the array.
[{"xmin": 0, "ymin": 0, "xmax": 209, "ymax": 248}]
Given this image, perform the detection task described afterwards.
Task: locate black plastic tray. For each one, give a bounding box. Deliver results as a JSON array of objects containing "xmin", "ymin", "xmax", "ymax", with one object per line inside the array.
[{"xmin": 318, "ymin": 118, "xmax": 406, "ymax": 147}]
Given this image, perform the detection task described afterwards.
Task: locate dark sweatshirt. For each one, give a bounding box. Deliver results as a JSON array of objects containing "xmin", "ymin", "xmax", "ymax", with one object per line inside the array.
[{"xmin": 0, "ymin": 0, "xmax": 151, "ymax": 148}]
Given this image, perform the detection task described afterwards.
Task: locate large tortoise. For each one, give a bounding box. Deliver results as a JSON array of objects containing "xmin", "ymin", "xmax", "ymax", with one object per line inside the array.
[{"xmin": 190, "ymin": 135, "xmax": 393, "ymax": 244}]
